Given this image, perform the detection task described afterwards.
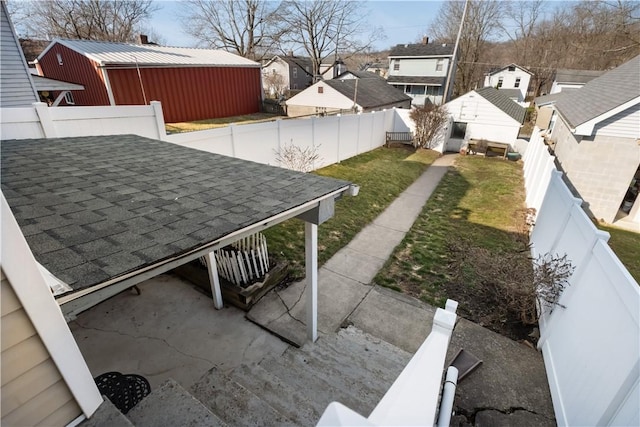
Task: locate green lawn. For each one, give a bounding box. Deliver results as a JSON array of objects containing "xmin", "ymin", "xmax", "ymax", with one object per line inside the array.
[
  {"xmin": 597, "ymin": 224, "xmax": 640, "ymax": 282},
  {"xmin": 166, "ymin": 113, "xmax": 282, "ymax": 133},
  {"xmin": 374, "ymin": 156, "xmax": 534, "ymax": 340},
  {"xmin": 265, "ymin": 146, "xmax": 440, "ymax": 279}
]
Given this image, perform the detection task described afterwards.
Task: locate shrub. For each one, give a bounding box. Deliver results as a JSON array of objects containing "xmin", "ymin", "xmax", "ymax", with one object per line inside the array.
[{"xmin": 409, "ymin": 104, "xmax": 449, "ymax": 149}]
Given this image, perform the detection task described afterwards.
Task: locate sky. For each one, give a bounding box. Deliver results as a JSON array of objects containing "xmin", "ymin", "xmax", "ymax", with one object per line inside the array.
[{"xmin": 150, "ymin": 0, "xmax": 445, "ymax": 51}]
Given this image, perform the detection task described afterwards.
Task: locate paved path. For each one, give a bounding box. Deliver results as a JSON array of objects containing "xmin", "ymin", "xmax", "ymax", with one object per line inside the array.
[{"xmin": 247, "ymin": 153, "xmax": 457, "ymax": 346}]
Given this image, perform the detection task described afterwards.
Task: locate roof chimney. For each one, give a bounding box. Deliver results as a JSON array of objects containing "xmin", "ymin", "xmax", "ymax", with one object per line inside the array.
[
  {"xmin": 422, "ymin": 36, "xmax": 429, "ymax": 44},
  {"xmin": 287, "ymin": 50, "xmax": 293, "ymax": 57},
  {"xmin": 138, "ymin": 34, "xmax": 149, "ymax": 45}
]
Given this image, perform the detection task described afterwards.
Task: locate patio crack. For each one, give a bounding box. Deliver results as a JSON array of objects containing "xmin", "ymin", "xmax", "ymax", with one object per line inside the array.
[
  {"xmin": 273, "ymin": 284, "xmax": 306, "ymax": 326},
  {"xmin": 455, "ymin": 406, "xmax": 550, "ymax": 425},
  {"xmin": 73, "ymin": 322, "xmax": 215, "ymax": 365}
]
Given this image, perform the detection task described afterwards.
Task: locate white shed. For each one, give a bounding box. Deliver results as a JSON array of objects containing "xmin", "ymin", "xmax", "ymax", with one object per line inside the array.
[{"xmin": 444, "ymin": 87, "xmax": 525, "ymax": 150}]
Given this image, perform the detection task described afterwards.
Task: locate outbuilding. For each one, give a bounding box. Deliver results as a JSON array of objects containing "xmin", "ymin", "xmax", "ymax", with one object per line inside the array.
[{"xmin": 35, "ymin": 39, "xmax": 263, "ymax": 123}]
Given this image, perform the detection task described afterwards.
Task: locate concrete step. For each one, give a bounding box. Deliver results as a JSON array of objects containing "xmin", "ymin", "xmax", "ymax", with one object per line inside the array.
[
  {"xmin": 190, "ymin": 366, "xmax": 296, "ymax": 426},
  {"xmin": 79, "ymin": 397, "xmax": 134, "ymax": 427},
  {"xmin": 126, "ymin": 379, "xmax": 227, "ymax": 427},
  {"xmin": 230, "ymin": 363, "xmax": 321, "ymax": 425}
]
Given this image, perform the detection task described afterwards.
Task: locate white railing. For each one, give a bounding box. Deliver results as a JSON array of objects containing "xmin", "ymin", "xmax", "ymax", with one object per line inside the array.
[
  {"xmin": 316, "ymin": 300, "xmax": 458, "ymax": 427},
  {"xmin": 1, "ymin": 101, "xmax": 166, "ymax": 141},
  {"xmin": 523, "ymin": 128, "xmax": 640, "ymax": 427}
]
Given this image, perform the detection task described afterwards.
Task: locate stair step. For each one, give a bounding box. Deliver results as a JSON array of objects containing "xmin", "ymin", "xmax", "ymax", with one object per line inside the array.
[
  {"xmin": 230, "ymin": 363, "xmax": 321, "ymax": 425},
  {"xmin": 126, "ymin": 379, "xmax": 227, "ymax": 427},
  {"xmin": 191, "ymin": 366, "xmax": 295, "ymax": 426},
  {"xmin": 80, "ymin": 397, "xmax": 134, "ymax": 427}
]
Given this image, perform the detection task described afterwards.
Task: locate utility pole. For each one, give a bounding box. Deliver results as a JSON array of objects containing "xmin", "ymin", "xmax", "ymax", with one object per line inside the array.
[{"xmin": 443, "ymin": 0, "xmax": 469, "ymax": 104}]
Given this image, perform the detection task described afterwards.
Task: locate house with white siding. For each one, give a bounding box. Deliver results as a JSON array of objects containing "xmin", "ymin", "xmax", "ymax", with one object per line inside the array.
[
  {"xmin": 550, "ymin": 69, "xmax": 605, "ymax": 94},
  {"xmin": 443, "ymin": 86, "xmax": 525, "ymax": 150},
  {"xmin": 386, "ymin": 38, "xmax": 455, "ymax": 106},
  {"xmin": 483, "ymin": 63, "xmax": 532, "ymax": 104},
  {"xmin": 549, "ymin": 55, "xmax": 640, "ymax": 225}
]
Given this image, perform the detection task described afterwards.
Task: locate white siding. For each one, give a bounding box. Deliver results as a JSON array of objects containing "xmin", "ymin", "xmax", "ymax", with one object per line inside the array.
[
  {"xmin": 484, "ymin": 67, "xmax": 531, "ymax": 101},
  {"xmin": 388, "ymin": 57, "xmax": 449, "ymax": 78},
  {"xmin": 0, "ymin": 2, "xmax": 38, "ymax": 107},
  {"xmin": 285, "ymin": 81, "xmax": 354, "ymax": 117},
  {"xmin": 593, "ymin": 102, "xmax": 640, "ymax": 139},
  {"xmin": 262, "ymin": 58, "xmax": 290, "ymax": 94},
  {"xmin": 445, "ymin": 91, "xmax": 521, "ymax": 144}
]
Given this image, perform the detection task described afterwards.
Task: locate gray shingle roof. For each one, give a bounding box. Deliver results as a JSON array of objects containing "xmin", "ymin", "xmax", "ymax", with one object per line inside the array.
[
  {"xmin": 497, "ymin": 88, "xmax": 522, "ymax": 99},
  {"xmin": 389, "ymin": 43, "xmax": 454, "ymax": 58},
  {"xmin": 1, "ymin": 135, "xmax": 350, "ymax": 294},
  {"xmin": 336, "ymin": 70, "xmax": 384, "ymax": 80},
  {"xmin": 386, "ymin": 76, "xmax": 445, "ymax": 86},
  {"xmin": 475, "ymin": 87, "xmax": 526, "ymax": 123},
  {"xmin": 554, "ymin": 68, "xmax": 605, "ymax": 84},
  {"xmin": 554, "ymin": 55, "xmax": 640, "ymax": 128},
  {"xmin": 534, "ymin": 90, "xmax": 577, "ymax": 106},
  {"xmin": 325, "ymin": 79, "xmax": 411, "ymax": 108}
]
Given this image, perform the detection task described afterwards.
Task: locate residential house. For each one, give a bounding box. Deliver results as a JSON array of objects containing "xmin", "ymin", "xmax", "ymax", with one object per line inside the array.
[
  {"xmin": 532, "ymin": 91, "xmax": 572, "ymax": 130},
  {"xmin": 444, "ymin": 86, "xmax": 525, "ymax": 149},
  {"xmin": 285, "ymin": 76, "xmax": 410, "ymax": 118},
  {"xmin": 550, "ymin": 69, "xmax": 605, "ymax": 94},
  {"xmin": 361, "ymin": 61, "xmax": 389, "ymax": 78},
  {"xmin": 483, "ymin": 63, "xmax": 532, "ymax": 104},
  {"xmin": 35, "ymin": 39, "xmax": 262, "ymax": 123},
  {"xmin": 387, "ymin": 37, "xmax": 455, "ymax": 106},
  {"xmin": 549, "ymin": 55, "xmax": 640, "ymax": 224},
  {"xmin": 335, "ymin": 70, "xmax": 384, "ymax": 80},
  {"xmin": 0, "ymin": 1, "xmax": 38, "ymax": 107},
  {"xmin": 262, "ymin": 54, "xmax": 314, "ymax": 96}
]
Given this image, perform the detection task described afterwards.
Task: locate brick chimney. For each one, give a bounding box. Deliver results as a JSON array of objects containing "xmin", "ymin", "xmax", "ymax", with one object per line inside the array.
[
  {"xmin": 138, "ymin": 34, "xmax": 149, "ymax": 45},
  {"xmin": 422, "ymin": 36, "xmax": 429, "ymax": 44}
]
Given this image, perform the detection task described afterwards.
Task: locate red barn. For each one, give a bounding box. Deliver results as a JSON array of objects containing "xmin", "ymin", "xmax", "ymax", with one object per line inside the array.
[{"xmin": 35, "ymin": 39, "xmax": 263, "ymax": 123}]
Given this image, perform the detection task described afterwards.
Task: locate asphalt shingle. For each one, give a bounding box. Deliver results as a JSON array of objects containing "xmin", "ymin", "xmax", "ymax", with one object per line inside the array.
[
  {"xmin": 475, "ymin": 87, "xmax": 526, "ymax": 124},
  {"xmin": 1, "ymin": 135, "xmax": 350, "ymax": 294},
  {"xmin": 325, "ymin": 79, "xmax": 411, "ymax": 109}
]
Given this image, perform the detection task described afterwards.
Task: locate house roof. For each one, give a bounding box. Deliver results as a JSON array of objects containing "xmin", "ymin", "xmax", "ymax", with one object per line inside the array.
[
  {"xmin": 37, "ymin": 39, "xmax": 260, "ymax": 68},
  {"xmin": 534, "ymin": 90, "xmax": 577, "ymax": 106},
  {"xmin": 497, "ymin": 88, "xmax": 522, "ymax": 99},
  {"xmin": 554, "ymin": 68, "xmax": 605, "ymax": 84},
  {"xmin": 389, "ymin": 43, "xmax": 454, "ymax": 58},
  {"xmin": 386, "ymin": 76, "xmax": 445, "ymax": 86},
  {"xmin": 31, "ymin": 75, "xmax": 85, "ymax": 91},
  {"xmin": 475, "ymin": 87, "xmax": 526, "ymax": 123},
  {"xmin": 1, "ymin": 135, "xmax": 349, "ymax": 295},
  {"xmin": 324, "ymin": 79, "xmax": 411, "ymax": 108},
  {"xmin": 487, "ymin": 63, "xmax": 533, "ymax": 76},
  {"xmin": 336, "ymin": 70, "xmax": 384, "ymax": 80},
  {"xmin": 554, "ymin": 55, "xmax": 640, "ymax": 128}
]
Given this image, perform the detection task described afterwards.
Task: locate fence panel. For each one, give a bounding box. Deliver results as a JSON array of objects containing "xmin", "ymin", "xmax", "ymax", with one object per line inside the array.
[
  {"xmin": 314, "ymin": 115, "xmax": 341, "ymax": 168},
  {"xmin": 233, "ymin": 122, "xmax": 279, "ymax": 166},
  {"xmin": 167, "ymin": 127, "xmax": 234, "ymax": 157},
  {"xmin": 0, "ymin": 107, "xmax": 44, "ymax": 139}
]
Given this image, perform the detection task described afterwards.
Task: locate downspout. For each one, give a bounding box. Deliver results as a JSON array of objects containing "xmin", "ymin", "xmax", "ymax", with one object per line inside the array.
[{"xmin": 436, "ymin": 366, "xmax": 459, "ymax": 426}]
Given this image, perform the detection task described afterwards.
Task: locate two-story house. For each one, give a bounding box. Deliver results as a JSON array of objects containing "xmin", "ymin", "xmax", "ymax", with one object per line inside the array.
[
  {"xmin": 386, "ymin": 38, "xmax": 455, "ymax": 106},
  {"xmin": 262, "ymin": 54, "xmax": 314, "ymax": 96},
  {"xmin": 550, "ymin": 69, "xmax": 605, "ymax": 94},
  {"xmin": 483, "ymin": 63, "xmax": 532, "ymax": 104}
]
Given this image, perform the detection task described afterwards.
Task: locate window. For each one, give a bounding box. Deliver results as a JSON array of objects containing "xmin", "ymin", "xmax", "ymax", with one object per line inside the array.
[
  {"xmin": 508, "ymin": 65, "xmax": 516, "ymax": 71},
  {"xmin": 318, "ymin": 86, "xmax": 323, "ymax": 94},
  {"xmin": 272, "ymin": 68, "xmax": 276, "ymax": 74},
  {"xmin": 452, "ymin": 122, "xmax": 467, "ymax": 139},
  {"xmin": 410, "ymin": 85, "xmax": 425, "ymax": 95},
  {"xmin": 393, "ymin": 59, "xmax": 400, "ymax": 71},
  {"xmin": 515, "ymin": 77, "xmax": 521, "ymax": 88},
  {"xmin": 497, "ymin": 77, "xmax": 504, "ymax": 88},
  {"xmin": 293, "ymin": 67, "xmax": 298, "ymax": 78},
  {"xmin": 425, "ymin": 85, "xmax": 443, "ymax": 96},
  {"xmin": 293, "ymin": 83, "xmax": 298, "ymax": 89},
  {"xmin": 64, "ymin": 92, "xmax": 75, "ymax": 105},
  {"xmin": 405, "ymin": 85, "xmax": 412, "ymax": 94},
  {"xmin": 56, "ymin": 53, "xmax": 63, "ymax": 65},
  {"xmin": 436, "ymin": 59, "xmax": 444, "ymax": 72}
]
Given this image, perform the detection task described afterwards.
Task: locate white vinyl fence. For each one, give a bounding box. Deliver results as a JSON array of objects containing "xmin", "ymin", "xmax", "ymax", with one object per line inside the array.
[
  {"xmin": 1, "ymin": 101, "xmax": 166, "ymax": 141},
  {"xmin": 523, "ymin": 128, "xmax": 640, "ymax": 427}
]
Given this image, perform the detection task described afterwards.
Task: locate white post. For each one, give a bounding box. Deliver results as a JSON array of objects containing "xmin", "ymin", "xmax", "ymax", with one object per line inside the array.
[
  {"xmin": 33, "ymin": 102, "xmax": 56, "ymax": 138},
  {"xmin": 204, "ymin": 251, "xmax": 224, "ymax": 309},
  {"xmin": 150, "ymin": 101, "xmax": 167, "ymax": 141},
  {"xmin": 336, "ymin": 114, "xmax": 341, "ymax": 163},
  {"xmin": 305, "ymin": 222, "xmax": 318, "ymax": 342},
  {"xmin": 229, "ymin": 124, "xmax": 237, "ymax": 158}
]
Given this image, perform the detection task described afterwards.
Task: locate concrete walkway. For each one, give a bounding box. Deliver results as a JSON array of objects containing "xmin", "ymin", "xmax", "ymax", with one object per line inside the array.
[{"xmin": 247, "ymin": 153, "xmax": 457, "ymax": 346}]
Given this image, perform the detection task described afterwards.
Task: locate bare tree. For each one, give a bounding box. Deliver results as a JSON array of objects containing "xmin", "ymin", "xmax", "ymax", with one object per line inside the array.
[
  {"xmin": 275, "ymin": 0, "xmax": 383, "ymax": 79},
  {"xmin": 20, "ymin": 0, "xmax": 157, "ymax": 42},
  {"xmin": 181, "ymin": 0, "xmax": 282, "ymax": 60},
  {"xmin": 429, "ymin": 0, "xmax": 503, "ymax": 97},
  {"xmin": 501, "ymin": 0, "xmax": 546, "ymax": 66},
  {"xmin": 263, "ymin": 69, "xmax": 287, "ymax": 97},
  {"xmin": 410, "ymin": 105, "xmax": 449, "ymax": 150}
]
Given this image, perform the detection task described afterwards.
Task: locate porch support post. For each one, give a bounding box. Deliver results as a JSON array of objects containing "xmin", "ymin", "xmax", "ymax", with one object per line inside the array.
[
  {"xmin": 204, "ymin": 251, "xmax": 223, "ymax": 309},
  {"xmin": 305, "ymin": 221, "xmax": 318, "ymax": 342}
]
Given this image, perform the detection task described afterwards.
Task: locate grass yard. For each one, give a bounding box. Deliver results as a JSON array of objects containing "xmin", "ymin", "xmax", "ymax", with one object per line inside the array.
[
  {"xmin": 597, "ymin": 224, "xmax": 640, "ymax": 282},
  {"xmin": 375, "ymin": 156, "xmax": 535, "ymax": 341},
  {"xmin": 264, "ymin": 146, "xmax": 440, "ymax": 279},
  {"xmin": 166, "ymin": 113, "xmax": 282, "ymax": 133}
]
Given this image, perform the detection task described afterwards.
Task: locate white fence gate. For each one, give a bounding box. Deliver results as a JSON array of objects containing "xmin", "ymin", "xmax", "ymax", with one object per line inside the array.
[{"xmin": 523, "ymin": 128, "xmax": 640, "ymax": 426}]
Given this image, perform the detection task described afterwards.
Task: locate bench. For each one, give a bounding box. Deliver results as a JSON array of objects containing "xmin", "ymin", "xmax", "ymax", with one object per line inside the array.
[
  {"xmin": 386, "ymin": 131, "xmax": 414, "ymax": 147},
  {"xmin": 467, "ymin": 140, "xmax": 510, "ymax": 159}
]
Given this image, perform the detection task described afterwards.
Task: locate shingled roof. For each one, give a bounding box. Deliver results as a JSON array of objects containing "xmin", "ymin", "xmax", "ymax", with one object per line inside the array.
[
  {"xmin": 389, "ymin": 43, "xmax": 454, "ymax": 58},
  {"xmin": 1, "ymin": 135, "xmax": 349, "ymax": 294},
  {"xmin": 476, "ymin": 87, "xmax": 526, "ymax": 123},
  {"xmin": 325, "ymin": 78, "xmax": 411, "ymax": 109},
  {"xmin": 554, "ymin": 68, "xmax": 605, "ymax": 85},
  {"xmin": 554, "ymin": 55, "xmax": 640, "ymax": 128},
  {"xmin": 386, "ymin": 76, "xmax": 445, "ymax": 86}
]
